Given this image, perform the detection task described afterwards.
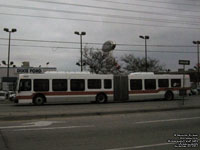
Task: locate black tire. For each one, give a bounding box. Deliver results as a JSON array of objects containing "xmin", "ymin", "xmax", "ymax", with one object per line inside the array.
[
  {"xmin": 165, "ymin": 91, "xmax": 174, "ymax": 101},
  {"xmin": 96, "ymin": 93, "xmax": 107, "ymax": 103},
  {"xmin": 33, "ymin": 95, "xmax": 45, "ymax": 105}
]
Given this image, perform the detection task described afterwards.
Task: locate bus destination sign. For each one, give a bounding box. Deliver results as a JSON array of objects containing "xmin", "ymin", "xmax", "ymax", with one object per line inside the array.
[{"xmin": 179, "ymin": 60, "xmax": 190, "ymax": 65}]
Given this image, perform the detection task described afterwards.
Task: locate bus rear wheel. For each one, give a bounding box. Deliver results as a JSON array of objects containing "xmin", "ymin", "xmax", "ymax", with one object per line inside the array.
[
  {"xmin": 96, "ymin": 93, "xmax": 107, "ymax": 103},
  {"xmin": 165, "ymin": 91, "xmax": 173, "ymax": 101},
  {"xmin": 33, "ymin": 95, "xmax": 45, "ymax": 105}
]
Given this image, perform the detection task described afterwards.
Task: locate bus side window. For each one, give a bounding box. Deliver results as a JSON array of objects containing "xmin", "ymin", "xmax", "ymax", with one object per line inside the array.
[
  {"xmin": 158, "ymin": 79, "xmax": 169, "ymax": 88},
  {"xmin": 171, "ymin": 79, "xmax": 181, "ymax": 87},
  {"xmin": 145, "ymin": 79, "xmax": 156, "ymax": 90},
  {"xmin": 130, "ymin": 79, "xmax": 142, "ymax": 90},
  {"xmin": 88, "ymin": 79, "xmax": 101, "ymax": 89},
  {"xmin": 34, "ymin": 79, "xmax": 49, "ymax": 91},
  {"xmin": 19, "ymin": 79, "xmax": 31, "ymax": 91},
  {"xmin": 104, "ymin": 79, "xmax": 112, "ymax": 89},
  {"xmin": 70, "ymin": 79, "xmax": 85, "ymax": 91},
  {"xmin": 52, "ymin": 79, "xmax": 67, "ymax": 91}
]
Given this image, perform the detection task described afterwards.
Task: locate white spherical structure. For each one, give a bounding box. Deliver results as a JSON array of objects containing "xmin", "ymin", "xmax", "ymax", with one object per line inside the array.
[{"xmin": 102, "ymin": 41, "xmax": 116, "ymax": 52}]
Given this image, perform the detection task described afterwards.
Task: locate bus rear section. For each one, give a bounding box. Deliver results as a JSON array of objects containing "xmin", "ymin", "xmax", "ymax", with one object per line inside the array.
[{"xmin": 128, "ymin": 73, "xmax": 191, "ymax": 101}]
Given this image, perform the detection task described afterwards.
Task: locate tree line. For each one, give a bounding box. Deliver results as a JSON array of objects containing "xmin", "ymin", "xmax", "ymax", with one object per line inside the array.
[{"xmin": 77, "ymin": 46, "xmax": 165, "ymax": 74}]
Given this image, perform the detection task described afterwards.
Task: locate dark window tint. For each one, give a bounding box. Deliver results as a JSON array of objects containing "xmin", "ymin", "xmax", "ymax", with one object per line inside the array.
[
  {"xmin": 88, "ymin": 79, "xmax": 101, "ymax": 89},
  {"xmin": 70, "ymin": 79, "xmax": 85, "ymax": 91},
  {"xmin": 158, "ymin": 79, "xmax": 169, "ymax": 88},
  {"xmin": 52, "ymin": 79, "xmax": 67, "ymax": 91},
  {"xmin": 104, "ymin": 79, "xmax": 112, "ymax": 89},
  {"xmin": 171, "ymin": 79, "xmax": 181, "ymax": 87},
  {"xmin": 145, "ymin": 79, "xmax": 156, "ymax": 90},
  {"xmin": 34, "ymin": 79, "xmax": 49, "ymax": 91},
  {"xmin": 19, "ymin": 79, "xmax": 31, "ymax": 91},
  {"xmin": 130, "ymin": 79, "xmax": 142, "ymax": 90}
]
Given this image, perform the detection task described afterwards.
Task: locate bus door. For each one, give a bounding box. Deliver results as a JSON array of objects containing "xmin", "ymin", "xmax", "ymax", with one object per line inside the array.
[
  {"xmin": 18, "ymin": 79, "xmax": 32, "ymax": 99},
  {"xmin": 114, "ymin": 75, "xmax": 129, "ymax": 101}
]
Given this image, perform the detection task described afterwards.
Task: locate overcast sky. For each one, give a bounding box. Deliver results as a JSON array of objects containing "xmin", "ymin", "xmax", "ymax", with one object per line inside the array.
[{"xmin": 0, "ymin": 0, "xmax": 200, "ymax": 72}]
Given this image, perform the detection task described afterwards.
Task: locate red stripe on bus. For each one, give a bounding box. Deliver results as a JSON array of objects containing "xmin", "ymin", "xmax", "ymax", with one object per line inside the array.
[
  {"xmin": 129, "ymin": 87, "xmax": 190, "ymax": 94},
  {"xmin": 43, "ymin": 91, "xmax": 114, "ymax": 96},
  {"xmin": 16, "ymin": 96, "xmax": 33, "ymax": 99},
  {"xmin": 17, "ymin": 91, "xmax": 114, "ymax": 99},
  {"xmin": 16, "ymin": 87, "xmax": 190, "ymax": 99}
]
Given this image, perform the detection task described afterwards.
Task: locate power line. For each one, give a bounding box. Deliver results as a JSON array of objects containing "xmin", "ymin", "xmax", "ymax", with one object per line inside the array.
[
  {"xmin": 132, "ymin": 0, "xmax": 200, "ymax": 7},
  {"xmin": 116, "ymin": 49, "xmax": 196, "ymax": 54},
  {"xmin": 0, "ymin": 37, "xmax": 79, "ymax": 44},
  {"xmin": 1, "ymin": 12, "xmax": 200, "ymax": 30},
  {"xmin": 0, "ymin": 43, "xmax": 197, "ymax": 54},
  {"xmin": 0, "ymin": 37, "xmax": 196, "ymax": 48},
  {"xmin": 19, "ymin": 1, "xmax": 200, "ymax": 19},
  {"xmin": 90, "ymin": 0, "xmax": 200, "ymax": 13},
  {"xmin": 1, "ymin": 11, "xmax": 200, "ymax": 27},
  {"xmin": 0, "ymin": 43, "xmax": 79, "ymax": 50}
]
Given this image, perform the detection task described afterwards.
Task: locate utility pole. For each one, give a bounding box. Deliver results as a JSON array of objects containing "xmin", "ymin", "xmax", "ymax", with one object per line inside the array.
[
  {"xmin": 3, "ymin": 28, "xmax": 17, "ymax": 77},
  {"xmin": 139, "ymin": 35, "xmax": 150, "ymax": 72},
  {"xmin": 74, "ymin": 31, "xmax": 86, "ymax": 72},
  {"xmin": 193, "ymin": 41, "xmax": 200, "ymax": 86}
]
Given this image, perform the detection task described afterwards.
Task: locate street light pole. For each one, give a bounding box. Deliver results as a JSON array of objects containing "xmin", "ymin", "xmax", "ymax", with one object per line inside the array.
[
  {"xmin": 3, "ymin": 28, "xmax": 17, "ymax": 77},
  {"xmin": 139, "ymin": 35, "xmax": 150, "ymax": 72},
  {"xmin": 80, "ymin": 34, "xmax": 83, "ymax": 72},
  {"xmin": 193, "ymin": 41, "xmax": 200, "ymax": 86},
  {"xmin": 74, "ymin": 31, "xmax": 86, "ymax": 72}
]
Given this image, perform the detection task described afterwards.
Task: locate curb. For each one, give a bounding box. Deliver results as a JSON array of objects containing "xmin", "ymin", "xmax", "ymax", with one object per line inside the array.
[{"xmin": 0, "ymin": 106, "xmax": 200, "ymax": 121}]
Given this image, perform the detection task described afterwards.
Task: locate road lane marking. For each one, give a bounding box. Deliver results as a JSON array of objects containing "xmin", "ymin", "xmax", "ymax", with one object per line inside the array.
[
  {"xmin": 0, "ymin": 121, "xmax": 62, "ymax": 129},
  {"xmin": 13, "ymin": 125, "xmax": 94, "ymax": 131},
  {"xmin": 136, "ymin": 116, "xmax": 200, "ymax": 124},
  {"xmin": 105, "ymin": 142, "xmax": 173, "ymax": 150}
]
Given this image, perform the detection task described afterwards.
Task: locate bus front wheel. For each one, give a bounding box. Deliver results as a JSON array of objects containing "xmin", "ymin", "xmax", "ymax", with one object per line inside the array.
[{"xmin": 33, "ymin": 95, "xmax": 45, "ymax": 105}]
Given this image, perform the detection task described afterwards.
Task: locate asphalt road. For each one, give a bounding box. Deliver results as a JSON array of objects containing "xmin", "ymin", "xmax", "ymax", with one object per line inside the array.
[
  {"xmin": 0, "ymin": 95, "xmax": 200, "ymax": 121},
  {"xmin": 0, "ymin": 108, "xmax": 199, "ymax": 150}
]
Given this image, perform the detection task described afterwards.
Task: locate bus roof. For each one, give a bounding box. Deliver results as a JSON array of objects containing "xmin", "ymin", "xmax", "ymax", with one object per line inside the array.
[
  {"xmin": 128, "ymin": 72, "xmax": 189, "ymax": 79},
  {"xmin": 18, "ymin": 72, "xmax": 189, "ymax": 79},
  {"xmin": 18, "ymin": 72, "xmax": 113, "ymax": 79}
]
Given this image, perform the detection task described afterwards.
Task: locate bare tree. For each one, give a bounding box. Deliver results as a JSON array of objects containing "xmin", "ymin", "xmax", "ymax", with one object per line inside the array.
[
  {"xmin": 80, "ymin": 47, "xmax": 120, "ymax": 74},
  {"xmin": 121, "ymin": 54, "xmax": 165, "ymax": 73}
]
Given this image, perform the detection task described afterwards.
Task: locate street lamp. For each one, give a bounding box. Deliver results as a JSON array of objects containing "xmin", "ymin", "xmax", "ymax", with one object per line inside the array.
[
  {"xmin": 193, "ymin": 41, "xmax": 200, "ymax": 86},
  {"xmin": 3, "ymin": 28, "xmax": 17, "ymax": 77},
  {"xmin": 2, "ymin": 60, "xmax": 14, "ymax": 66},
  {"xmin": 139, "ymin": 35, "xmax": 149, "ymax": 72},
  {"xmin": 46, "ymin": 62, "xmax": 49, "ymax": 67},
  {"xmin": 74, "ymin": 31, "xmax": 86, "ymax": 72}
]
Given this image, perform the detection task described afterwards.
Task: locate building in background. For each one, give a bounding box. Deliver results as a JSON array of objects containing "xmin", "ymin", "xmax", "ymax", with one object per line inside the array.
[{"xmin": 0, "ymin": 61, "xmax": 56, "ymax": 91}]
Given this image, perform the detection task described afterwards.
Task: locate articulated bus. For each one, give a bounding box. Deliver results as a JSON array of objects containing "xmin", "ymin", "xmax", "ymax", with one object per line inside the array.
[{"xmin": 15, "ymin": 72, "xmax": 190, "ymax": 105}]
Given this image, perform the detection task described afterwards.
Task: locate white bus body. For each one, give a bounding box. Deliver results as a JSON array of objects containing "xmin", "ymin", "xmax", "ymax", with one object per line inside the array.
[{"xmin": 15, "ymin": 72, "xmax": 190, "ymax": 105}]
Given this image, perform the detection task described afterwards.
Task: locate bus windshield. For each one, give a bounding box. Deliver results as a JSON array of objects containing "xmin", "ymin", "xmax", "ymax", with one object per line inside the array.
[{"xmin": 19, "ymin": 79, "xmax": 31, "ymax": 91}]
